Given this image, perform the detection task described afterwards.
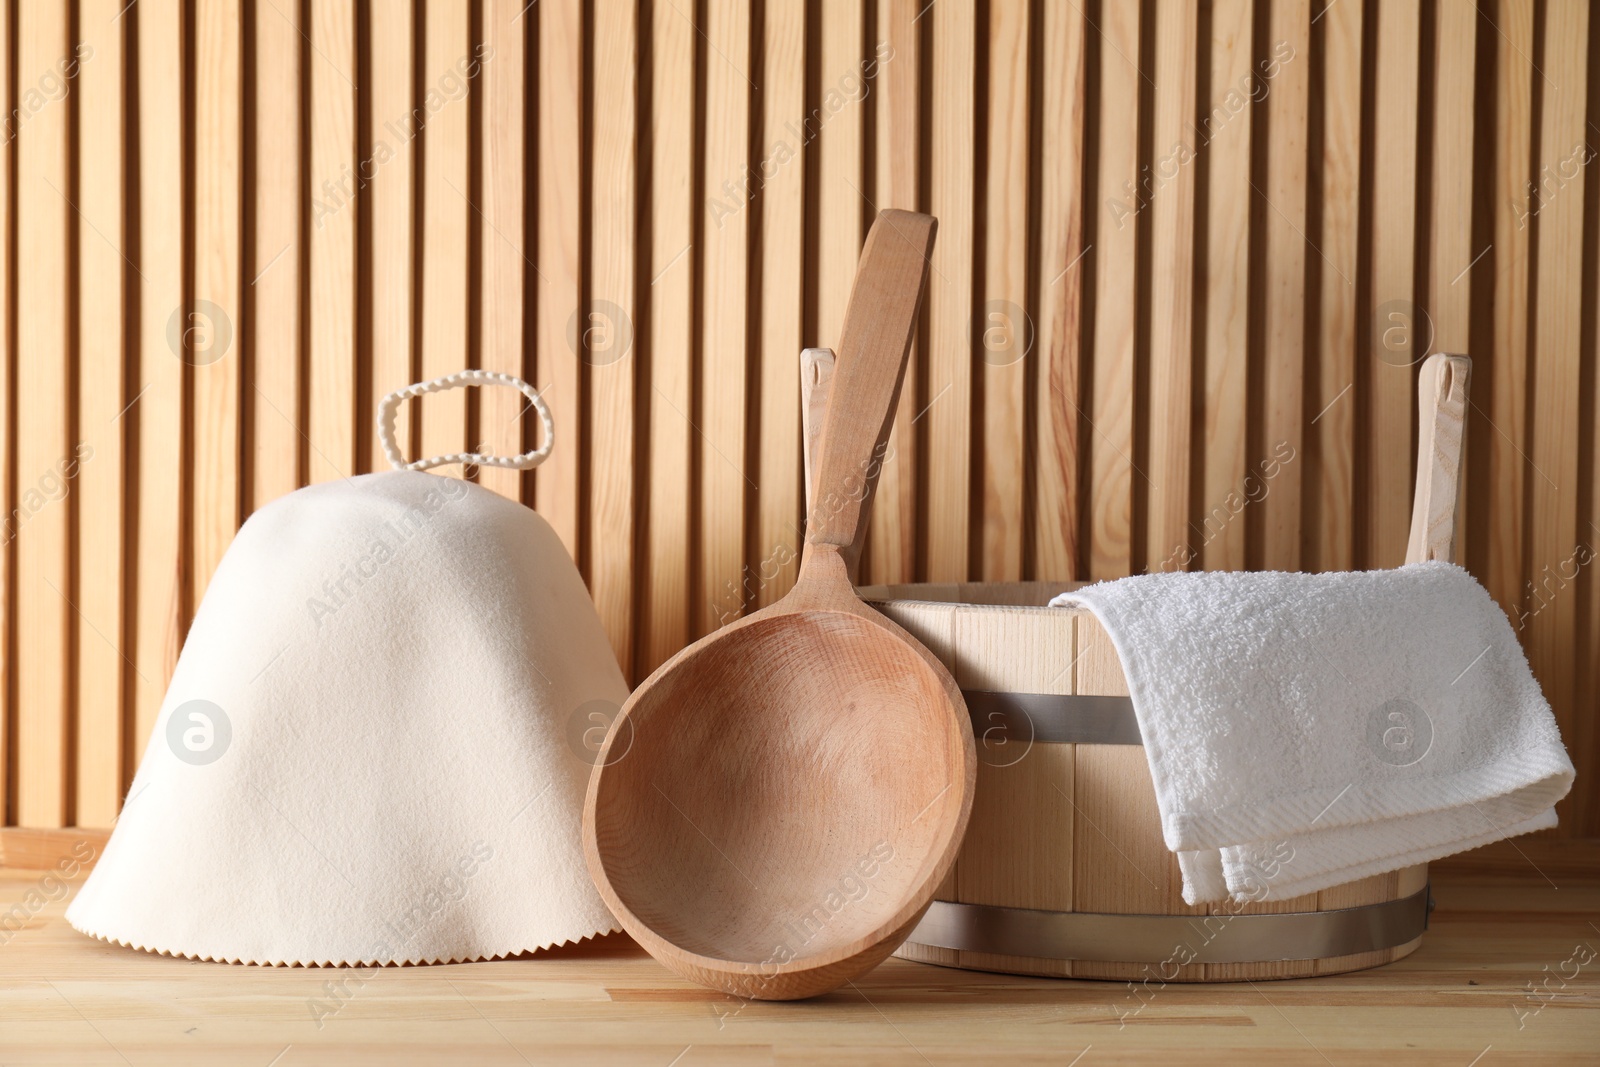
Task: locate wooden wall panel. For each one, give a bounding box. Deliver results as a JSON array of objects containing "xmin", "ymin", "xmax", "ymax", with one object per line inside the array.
[
  {"xmin": 1308, "ymin": 0, "xmax": 1362, "ymax": 574},
  {"xmin": 977, "ymin": 0, "xmax": 1029, "ymax": 583},
  {"xmin": 696, "ymin": 0, "xmax": 749, "ymax": 640},
  {"xmin": 1426, "ymin": 3, "xmax": 1476, "ymax": 355},
  {"xmin": 924, "ymin": 0, "xmax": 974, "ymax": 583},
  {"xmin": 1031, "ymin": 0, "xmax": 1085, "ymax": 583},
  {"xmin": 1584, "ymin": 19, "xmax": 1600, "ymax": 837},
  {"xmin": 1087, "ymin": 0, "xmax": 1138, "ymax": 580},
  {"xmin": 817, "ymin": 1, "xmax": 864, "ymax": 355},
  {"xmin": 0, "ymin": 0, "xmax": 11, "ymax": 825},
  {"xmin": 640, "ymin": 0, "xmax": 693, "ymax": 671},
  {"xmin": 75, "ymin": 0, "xmax": 126, "ymax": 828},
  {"xmin": 1365, "ymin": 0, "xmax": 1420, "ymax": 571},
  {"xmin": 1199, "ymin": 0, "xmax": 1252, "ymax": 574},
  {"xmin": 2, "ymin": 0, "xmax": 1597, "ymax": 841},
  {"xmin": 864, "ymin": 0, "xmax": 921, "ymax": 587},
  {"xmin": 250, "ymin": 0, "xmax": 305, "ymax": 510},
  {"xmin": 1525, "ymin": 0, "xmax": 1588, "ymax": 806},
  {"xmin": 753, "ymin": 0, "xmax": 806, "ymax": 607},
  {"xmin": 1259, "ymin": 0, "xmax": 1309, "ymax": 573},
  {"xmin": 419, "ymin": 1, "xmax": 471, "ymax": 475},
  {"xmin": 1484, "ymin": 0, "xmax": 1534, "ymax": 622},
  {"xmin": 308, "ymin": 0, "xmax": 357, "ymax": 482},
  {"xmin": 367, "ymin": 0, "xmax": 414, "ymax": 476},
  {"xmin": 534, "ymin": 0, "xmax": 582, "ymax": 561},
  {"xmin": 478, "ymin": 0, "xmax": 529, "ymax": 503},
  {"xmin": 130, "ymin": 0, "xmax": 186, "ymax": 771},
  {"xmin": 15, "ymin": 1, "xmax": 73, "ymax": 827},
  {"xmin": 191, "ymin": 0, "xmax": 242, "ymax": 605},
  {"xmin": 1145, "ymin": 0, "xmax": 1196, "ymax": 573},
  {"xmin": 588, "ymin": 0, "xmax": 636, "ymax": 668}
]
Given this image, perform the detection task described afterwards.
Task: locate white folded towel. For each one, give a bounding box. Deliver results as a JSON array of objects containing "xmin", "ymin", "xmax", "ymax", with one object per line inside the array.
[{"xmin": 1049, "ymin": 561, "xmax": 1575, "ymax": 904}]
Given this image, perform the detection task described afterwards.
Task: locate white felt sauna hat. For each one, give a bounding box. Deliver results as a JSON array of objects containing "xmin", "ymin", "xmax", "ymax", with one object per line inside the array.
[{"xmin": 69, "ymin": 371, "xmax": 626, "ymax": 965}]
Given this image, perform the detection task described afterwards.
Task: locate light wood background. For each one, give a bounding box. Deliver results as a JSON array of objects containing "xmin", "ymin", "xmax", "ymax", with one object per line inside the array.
[{"xmin": 0, "ymin": 0, "xmax": 1596, "ymax": 838}]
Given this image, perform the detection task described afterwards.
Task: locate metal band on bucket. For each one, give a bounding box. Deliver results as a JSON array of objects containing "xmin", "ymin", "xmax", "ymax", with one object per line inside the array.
[
  {"xmin": 904, "ymin": 884, "xmax": 1431, "ymax": 964},
  {"xmin": 963, "ymin": 690, "xmax": 1143, "ymax": 746}
]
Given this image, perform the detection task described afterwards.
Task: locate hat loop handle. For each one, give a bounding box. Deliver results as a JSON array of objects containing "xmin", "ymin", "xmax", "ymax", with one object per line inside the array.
[{"xmin": 377, "ymin": 370, "xmax": 555, "ymax": 472}]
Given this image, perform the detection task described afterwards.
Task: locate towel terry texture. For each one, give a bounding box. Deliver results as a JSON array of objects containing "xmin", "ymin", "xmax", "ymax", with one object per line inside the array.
[{"xmin": 1049, "ymin": 562, "xmax": 1574, "ymax": 905}]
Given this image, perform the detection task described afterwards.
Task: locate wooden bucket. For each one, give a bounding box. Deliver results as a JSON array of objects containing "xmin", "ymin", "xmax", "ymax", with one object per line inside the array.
[{"xmin": 806, "ymin": 351, "xmax": 1469, "ymax": 981}]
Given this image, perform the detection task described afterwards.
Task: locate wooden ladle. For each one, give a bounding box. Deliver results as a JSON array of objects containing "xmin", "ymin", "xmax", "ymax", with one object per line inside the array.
[{"xmin": 583, "ymin": 210, "xmax": 974, "ymax": 1000}]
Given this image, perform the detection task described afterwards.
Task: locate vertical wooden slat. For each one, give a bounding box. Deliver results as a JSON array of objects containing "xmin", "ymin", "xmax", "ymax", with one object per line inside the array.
[
  {"xmin": 1365, "ymin": 0, "xmax": 1420, "ymax": 570},
  {"xmin": 589, "ymin": 0, "xmax": 635, "ymax": 671},
  {"xmin": 478, "ymin": 0, "xmax": 526, "ymax": 501},
  {"xmin": 1485, "ymin": 0, "xmax": 1533, "ymax": 620},
  {"xmin": 308, "ymin": 0, "xmax": 357, "ymax": 482},
  {"xmin": 75, "ymin": 0, "xmax": 125, "ymax": 827},
  {"xmin": 1582, "ymin": 0, "xmax": 1600, "ymax": 843},
  {"xmin": 926, "ymin": 0, "xmax": 974, "ymax": 583},
  {"xmin": 192, "ymin": 0, "xmax": 242, "ymax": 605},
  {"xmin": 1259, "ymin": 0, "xmax": 1309, "ymax": 573},
  {"xmin": 1310, "ymin": 0, "xmax": 1362, "ymax": 574},
  {"xmin": 1032, "ymin": 0, "xmax": 1085, "ymax": 582},
  {"xmin": 1199, "ymin": 0, "xmax": 1251, "ymax": 573},
  {"xmin": 535, "ymin": 0, "xmax": 582, "ymax": 558},
  {"xmin": 368, "ymin": 0, "xmax": 414, "ymax": 473},
  {"xmin": 132, "ymin": 0, "xmax": 186, "ymax": 761},
  {"xmin": 872, "ymin": 599, "xmax": 960, "ymax": 972},
  {"xmin": 865, "ymin": 0, "xmax": 918, "ymax": 585},
  {"xmin": 978, "ymin": 0, "xmax": 1029, "ymax": 582},
  {"xmin": 1087, "ymin": 0, "xmax": 1139, "ymax": 580},
  {"xmin": 754, "ymin": 0, "xmax": 806, "ymax": 606},
  {"xmin": 1425, "ymin": 0, "xmax": 1477, "ymax": 569},
  {"xmin": 0, "ymin": 0, "xmax": 11, "ymax": 820},
  {"xmin": 816, "ymin": 0, "xmax": 863, "ymax": 349},
  {"xmin": 419, "ymin": 1, "xmax": 471, "ymax": 474},
  {"xmin": 1426, "ymin": 3, "xmax": 1476, "ymax": 353},
  {"xmin": 1526, "ymin": 0, "xmax": 1587, "ymax": 816},
  {"xmin": 15, "ymin": 0, "xmax": 72, "ymax": 826},
  {"xmin": 811, "ymin": 0, "xmax": 862, "ymax": 583},
  {"xmin": 950, "ymin": 607, "xmax": 1075, "ymax": 977},
  {"xmin": 641, "ymin": 0, "xmax": 693, "ymax": 668},
  {"xmin": 251, "ymin": 0, "xmax": 305, "ymax": 509},
  {"xmin": 697, "ymin": 0, "xmax": 749, "ymax": 636},
  {"xmin": 1071, "ymin": 615, "xmax": 1203, "ymax": 981},
  {"xmin": 1145, "ymin": 0, "xmax": 1197, "ymax": 573}
]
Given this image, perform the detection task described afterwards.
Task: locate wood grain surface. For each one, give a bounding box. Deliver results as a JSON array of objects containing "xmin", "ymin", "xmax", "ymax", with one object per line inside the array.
[
  {"xmin": 0, "ymin": 842, "xmax": 1594, "ymax": 1063},
  {"xmin": 0, "ymin": 1, "xmax": 1597, "ymax": 847}
]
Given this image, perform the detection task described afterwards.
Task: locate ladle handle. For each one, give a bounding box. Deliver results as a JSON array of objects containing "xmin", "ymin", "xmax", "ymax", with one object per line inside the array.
[{"xmin": 805, "ymin": 210, "xmax": 937, "ymax": 566}]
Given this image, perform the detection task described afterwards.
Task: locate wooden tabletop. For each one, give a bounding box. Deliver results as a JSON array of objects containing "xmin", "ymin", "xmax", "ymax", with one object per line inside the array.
[{"xmin": 2, "ymin": 840, "xmax": 1596, "ymax": 1065}]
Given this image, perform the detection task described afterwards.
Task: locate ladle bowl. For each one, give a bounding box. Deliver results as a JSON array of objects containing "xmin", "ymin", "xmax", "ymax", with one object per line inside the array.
[{"xmin": 583, "ymin": 210, "xmax": 975, "ymax": 999}]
